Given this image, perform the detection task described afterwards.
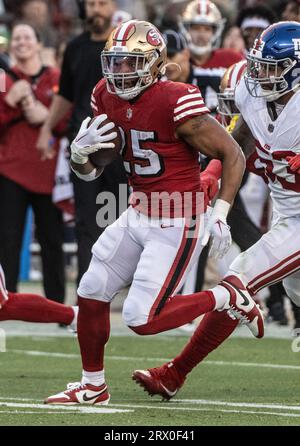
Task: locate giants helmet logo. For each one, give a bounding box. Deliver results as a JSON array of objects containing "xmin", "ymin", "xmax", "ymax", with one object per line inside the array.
[
  {"xmin": 147, "ymin": 29, "xmax": 162, "ymax": 46},
  {"xmin": 253, "ymin": 36, "xmax": 265, "ymax": 53},
  {"xmin": 292, "ymin": 38, "xmax": 300, "ymax": 59}
]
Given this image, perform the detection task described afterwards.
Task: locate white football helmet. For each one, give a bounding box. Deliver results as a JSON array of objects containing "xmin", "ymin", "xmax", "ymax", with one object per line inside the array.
[
  {"xmin": 101, "ymin": 20, "xmax": 167, "ymax": 100},
  {"xmin": 180, "ymin": 0, "xmax": 226, "ymax": 56}
]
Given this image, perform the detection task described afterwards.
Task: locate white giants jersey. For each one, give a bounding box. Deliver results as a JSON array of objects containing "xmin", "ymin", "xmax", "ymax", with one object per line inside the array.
[{"xmin": 235, "ymin": 78, "xmax": 300, "ymax": 218}]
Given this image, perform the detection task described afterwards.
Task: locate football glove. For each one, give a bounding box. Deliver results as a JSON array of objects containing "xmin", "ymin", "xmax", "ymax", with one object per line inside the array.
[
  {"xmin": 287, "ymin": 154, "xmax": 300, "ymax": 174},
  {"xmin": 201, "ymin": 199, "xmax": 232, "ymax": 260},
  {"xmin": 200, "ymin": 169, "xmax": 220, "ymax": 205},
  {"xmin": 71, "ymin": 114, "xmax": 117, "ymax": 164}
]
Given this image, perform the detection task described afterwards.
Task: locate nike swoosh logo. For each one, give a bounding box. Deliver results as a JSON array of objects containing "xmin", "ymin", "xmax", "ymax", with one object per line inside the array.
[
  {"xmin": 82, "ymin": 390, "xmax": 105, "ymax": 402},
  {"xmin": 188, "ymin": 88, "xmax": 197, "ymax": 93},
  {"xmin": 223, "ymin": 280, "xmax": 250, "ymax": 306},
  {"xmin": 161, "ymin": 384, "xmax": 177, "ymax": 397}
]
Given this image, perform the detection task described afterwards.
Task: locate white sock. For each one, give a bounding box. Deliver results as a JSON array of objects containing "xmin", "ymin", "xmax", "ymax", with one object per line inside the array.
[
  {"xmin": 210, "ymin": 285, "xmax": 230, "ymax": 311},
  {"xmin": 81, "ymin": 369, "xmax": 105, "ymax": 387}
]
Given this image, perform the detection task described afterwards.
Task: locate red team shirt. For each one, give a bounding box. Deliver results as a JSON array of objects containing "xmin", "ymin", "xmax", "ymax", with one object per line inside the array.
[
  {"xmin": 92, "ymin": 79, "xmax": 210, "ymax": 217},
  {"xmin": 0, "ymin": 66, "xmax": 66, "ymax": 194}
]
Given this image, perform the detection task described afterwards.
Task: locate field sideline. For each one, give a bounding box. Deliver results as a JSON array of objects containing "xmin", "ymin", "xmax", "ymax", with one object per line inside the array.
[{"xmin": 0, "ymin": 326, "xmax": 300, "ymax": 426}]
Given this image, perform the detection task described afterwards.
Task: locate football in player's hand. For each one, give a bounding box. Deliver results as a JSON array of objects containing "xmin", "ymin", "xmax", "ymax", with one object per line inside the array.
[{"xmin": 88, "ymin": 116, "xmax": 123, "ymax": 167}]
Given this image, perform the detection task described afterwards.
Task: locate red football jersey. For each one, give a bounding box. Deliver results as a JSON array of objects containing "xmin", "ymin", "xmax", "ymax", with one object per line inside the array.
[
  {"xmin": 0, "ymin": 66, "xmax": 66, "ymax": 194},
  {"xmin": 92, "ymin": 79, "xmax": 210, "ymax": 217}
]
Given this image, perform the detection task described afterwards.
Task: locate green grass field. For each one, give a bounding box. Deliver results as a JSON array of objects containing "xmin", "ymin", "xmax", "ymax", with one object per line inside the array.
[{"xmin": 0, "ymin": 334, "xmax": 300, "ymax": 426}]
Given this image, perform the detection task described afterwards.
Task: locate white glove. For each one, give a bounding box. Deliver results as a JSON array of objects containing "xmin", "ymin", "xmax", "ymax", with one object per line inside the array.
[
  {"xmin": 71, "ymin": 114, "xmax": 117, "ymax": 164},
  {"xmin": 201, "ymin": 199, "xmax": 232, "ymax": 260}
]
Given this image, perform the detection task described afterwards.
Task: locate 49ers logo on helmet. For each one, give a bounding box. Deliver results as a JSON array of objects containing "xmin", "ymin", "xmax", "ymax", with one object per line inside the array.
[{"xmin": 147, "ymin": 29, "xmax": 161, "ymax": 46}]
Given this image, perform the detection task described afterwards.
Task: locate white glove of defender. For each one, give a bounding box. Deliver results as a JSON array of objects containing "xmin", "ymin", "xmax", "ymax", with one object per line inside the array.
[
  {"xmin": 201, "ymin": 199, "xmax": 232, "ymax": 260},
  {"xmin": 71, "ymin": 114, "xmax": 117, "ymax": 164}
]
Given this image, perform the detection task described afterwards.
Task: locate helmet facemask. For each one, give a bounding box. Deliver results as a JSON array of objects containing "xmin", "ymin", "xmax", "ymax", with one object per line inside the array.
[
  {"xmin": 245, "ymin": 53, "xmax": 297, "ymax": 101},
  {"xmin": 180, "ymin": 21, "xmax": 225, "ymax": 56},
  {"xmin": 180, "ymin": 0, "xmax": 225, "ymax": 57},
  {"xmin": 101, "ymin": 49, "xmax": 162, "ymax": 100},
  {"xmin": 217, "ymin": 89, "xmax": 240, "ymax": 123}
]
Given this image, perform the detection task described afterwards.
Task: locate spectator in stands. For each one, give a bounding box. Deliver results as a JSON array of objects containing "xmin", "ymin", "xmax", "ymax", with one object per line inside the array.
[
  {"xmin": 236, "ymin": 4, "xmax": 277, "ymax": 53},
  {"xmin": 19, "ymin": 0, "xmax": 58, "ymax": 65},
  {"xmin": 20, "ymin": 0, "xmax": 57, "ymax": 47},
  {"xmin": 36, "ymin": 0, "xmax": 127, "ymax": 284},
  {"xmin": 281, "ymin": 0, "xmax": 300, "ymax": 21},
  {"xmin": 222, "ymin": 26, "xmax": 245, "ymax": 54},
  {"xmin": 0, "ymin": 23, "xmax": 66, "ymax": 303}
]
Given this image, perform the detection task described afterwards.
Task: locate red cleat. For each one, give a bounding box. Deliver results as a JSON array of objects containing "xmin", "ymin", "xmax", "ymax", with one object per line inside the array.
[
  {"xmin": 45, "ymin": 382, "xmax": 110, "ymax": 405},
  {"xmin": 132, "ymin": 362, "xmax": 185, "ymax": 400},
  {"xmin": 221, "ymin": 275, "xmax": 264, "ymax": 338}
]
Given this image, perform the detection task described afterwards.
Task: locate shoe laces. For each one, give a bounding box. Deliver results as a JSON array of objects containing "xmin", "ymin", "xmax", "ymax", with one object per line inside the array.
[
  {"xmin": 66, "ymin": 382, "xmax": 85, "ymax": 391},
  {"xmin": 228, "ymin": 305, "xmax": 250, "ymax": 324}
]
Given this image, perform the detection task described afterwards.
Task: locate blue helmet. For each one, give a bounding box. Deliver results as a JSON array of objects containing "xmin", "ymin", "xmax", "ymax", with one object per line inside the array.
[{"xmin": 245, "ymin": 21, "xmax": 300, "ymax": 101}]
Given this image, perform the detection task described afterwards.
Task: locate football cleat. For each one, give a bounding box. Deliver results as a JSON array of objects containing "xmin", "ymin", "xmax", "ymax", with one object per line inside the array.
[
  {"xmin": 132, "ymin": 362, "xmax": 185, "ymax": 400},
  {"xmin": 220, "ymin": 275, "xmax": 264, "ymax": 338},
  {"xmin": 44, "ymin": 382, "xmax": 110, "ymax": 405},
  {"xmin": 0, "ymin": 264, "xmax": 9, "ymax": 309}
]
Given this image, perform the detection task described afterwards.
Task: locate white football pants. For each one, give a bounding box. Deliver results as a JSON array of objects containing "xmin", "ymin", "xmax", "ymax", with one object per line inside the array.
[{"xmin": 78, "ymin": 206, "xmax": 205, "ymax": 326}]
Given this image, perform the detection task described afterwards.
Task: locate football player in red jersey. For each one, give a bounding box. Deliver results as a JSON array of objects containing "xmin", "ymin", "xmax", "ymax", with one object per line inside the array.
[
  {"xmin": 44, "ymin": 20, "xmax": 264, "ymax": 406},
  {"xmin": 179, "ymin": 0, "xmax": 244, "ymax": 113}
]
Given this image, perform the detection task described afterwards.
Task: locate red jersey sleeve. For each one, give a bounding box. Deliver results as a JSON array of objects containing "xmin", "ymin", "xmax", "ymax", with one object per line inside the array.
[
  {"xmin": 167, "ymin": 82, "xmax": 210, "ymax": 129},
  {"xmin": 90, "ymin": 79, "xmax": 106, "ymax": 117}
]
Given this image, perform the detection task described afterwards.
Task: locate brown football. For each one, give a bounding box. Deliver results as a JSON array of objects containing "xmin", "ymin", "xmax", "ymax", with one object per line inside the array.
[{"xmin": 88, "ymin": 116, "xmax": 123, "ymax": 168}]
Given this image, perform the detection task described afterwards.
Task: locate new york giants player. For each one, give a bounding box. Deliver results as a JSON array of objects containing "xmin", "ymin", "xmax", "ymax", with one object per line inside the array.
[
  {"xmin": 44, "ymin": 20, "xmax": 262, "ymax": 406},
  {"xmin": 132, "ymin": 21, "xmax": 300, "ymax": 401}
]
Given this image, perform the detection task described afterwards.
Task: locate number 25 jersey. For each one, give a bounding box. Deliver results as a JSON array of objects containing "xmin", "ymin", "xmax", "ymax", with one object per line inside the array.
[{"xmin": 91, "ymin": 79, "xmax": 210, "ymax": 217}]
